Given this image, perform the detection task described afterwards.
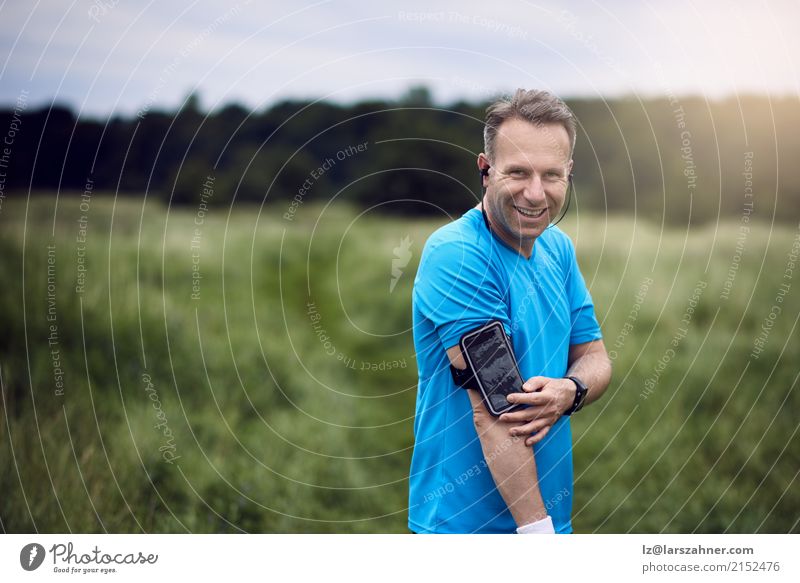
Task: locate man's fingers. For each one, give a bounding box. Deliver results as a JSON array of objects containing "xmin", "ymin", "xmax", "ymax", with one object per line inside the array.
[
  {"xmin": 500, "ymin": 393, "xmax": 547, "ymax": 421},
  {"xmin": 522, "ymin": 376, "xmax": 549, "ymax": 392},
  {"xmin": 505, "ymin": 390, "xmax": 550, "ymax": 407},
  {"xmin": 509, "ymin": 418, "xmax": 549, "ymax": 437},
  {"xmin": 499, "ymin": 408, "xmax": 540, "ymax": 423},
  {"xmin": 525, "ymin": 425, "xmax": 552, "ymax": 446}
]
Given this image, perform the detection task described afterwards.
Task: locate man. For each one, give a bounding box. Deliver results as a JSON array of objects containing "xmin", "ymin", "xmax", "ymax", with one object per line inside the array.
[{"xmin": 409, "ymin": 89, "xmax": 612, "ymax": 534}]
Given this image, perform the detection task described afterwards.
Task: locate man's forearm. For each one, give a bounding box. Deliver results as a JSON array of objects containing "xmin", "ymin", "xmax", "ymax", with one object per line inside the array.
[
  {"xmin": 567, "ymin": 340, "xmax": 612, "ymax": 407},
  {"xmin": 448, "ymin": 344, "xmax": 549, "ymax": 527},
  {"xmin": 466, "ymin": 389, "xmax": 548, "ymax": 527}
]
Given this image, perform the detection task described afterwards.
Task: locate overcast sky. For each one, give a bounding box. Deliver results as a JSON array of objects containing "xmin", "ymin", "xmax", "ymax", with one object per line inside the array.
[{"xmin": 1, "ymin": 0, "xmax": 798, "ymax": 118}]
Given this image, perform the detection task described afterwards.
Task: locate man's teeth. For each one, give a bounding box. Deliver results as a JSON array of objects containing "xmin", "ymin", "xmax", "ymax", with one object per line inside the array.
[{"xmin": 515, "ymin": 206, "xmax": 545, "ymax": 218}]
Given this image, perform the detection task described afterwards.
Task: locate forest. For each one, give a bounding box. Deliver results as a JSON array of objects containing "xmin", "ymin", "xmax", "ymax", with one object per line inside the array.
[{"xmin": 2, "ymin": 88, "xmax": 798, "ymax": 224}]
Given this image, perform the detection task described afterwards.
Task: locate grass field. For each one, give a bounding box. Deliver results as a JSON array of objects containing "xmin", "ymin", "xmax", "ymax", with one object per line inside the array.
[{"xmin": 1, "ymin": 193, "xmax": 798, "ymax": 533}]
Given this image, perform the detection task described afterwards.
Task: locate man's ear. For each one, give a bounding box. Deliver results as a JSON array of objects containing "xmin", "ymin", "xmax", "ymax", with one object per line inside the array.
[{"xmin": 477, "ymin": 153, "xmax": 491, "ymax": 187}]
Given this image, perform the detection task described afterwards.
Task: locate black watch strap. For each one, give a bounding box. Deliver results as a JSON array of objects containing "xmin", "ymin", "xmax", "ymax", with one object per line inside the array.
[{"xmin": 564, "ymin": 376, "xmax": 588, "ymax": 416}]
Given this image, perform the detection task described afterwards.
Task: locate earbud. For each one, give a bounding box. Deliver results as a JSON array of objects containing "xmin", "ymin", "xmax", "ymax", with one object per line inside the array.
[{"xmin": 480, "ymin": 167, "xmax": 490, "ymax": 177}]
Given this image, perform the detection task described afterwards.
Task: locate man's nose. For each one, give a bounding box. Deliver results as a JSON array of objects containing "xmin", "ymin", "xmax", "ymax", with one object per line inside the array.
[{"xmin": 522, "ymin": 173, "xmax": 546, "ymax": 204}]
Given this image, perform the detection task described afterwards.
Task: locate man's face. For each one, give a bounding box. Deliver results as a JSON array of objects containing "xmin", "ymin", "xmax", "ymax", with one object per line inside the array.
[{"xmin": 480, "ymin": 118, "xmax": 573, "ymax": 254}]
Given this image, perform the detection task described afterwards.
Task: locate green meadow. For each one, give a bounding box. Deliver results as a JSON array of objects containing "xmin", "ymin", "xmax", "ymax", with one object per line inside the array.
[{"xmin": 1, "ymin": 194, "xmax": 798, "ymax": 533}]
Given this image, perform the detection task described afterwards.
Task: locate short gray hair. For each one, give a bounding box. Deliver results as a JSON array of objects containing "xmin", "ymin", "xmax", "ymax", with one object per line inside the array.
[{"xmin": 483, "ymin": 89, "xmax": 576, "ymax": 162}]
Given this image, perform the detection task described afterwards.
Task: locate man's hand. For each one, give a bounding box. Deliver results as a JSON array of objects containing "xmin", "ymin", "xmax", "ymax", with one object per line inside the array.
[
  {"xmin": 501, "ymin": 340, "xmax": 613, "ymax": 445},
  {"xmin": 499, "ymin": 377, "xmax": 577, "ymax": 446}
]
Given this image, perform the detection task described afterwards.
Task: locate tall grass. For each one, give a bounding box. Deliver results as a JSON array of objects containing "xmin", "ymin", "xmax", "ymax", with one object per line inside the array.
[{"xmin": 1, "ymin": 195, "xmax": 797, "ymax": 532}]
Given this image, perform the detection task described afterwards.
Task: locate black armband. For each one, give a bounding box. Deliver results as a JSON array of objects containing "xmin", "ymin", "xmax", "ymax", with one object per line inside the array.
[{"xmin": 450, "ymin": 363, "xmax": 480, "ymax": 391}]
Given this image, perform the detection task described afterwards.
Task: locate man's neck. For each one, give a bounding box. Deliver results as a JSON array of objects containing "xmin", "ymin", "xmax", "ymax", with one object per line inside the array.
[{"xmin": 479, "ymin": 199, "xmax": 535, "ymax": 259}]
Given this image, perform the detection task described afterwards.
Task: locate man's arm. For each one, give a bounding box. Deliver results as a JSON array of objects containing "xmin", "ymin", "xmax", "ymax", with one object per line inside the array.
[
  {"xmin": 501, "ymin": 339, "xmax": 612, "ymax": 445},
  {"xmin": 566, "ymin": 338, "xmax": 613, "ymax": 407},
  {"xmin": 446, "ymin": 345, "xmax": 548, "ymax": 528}
]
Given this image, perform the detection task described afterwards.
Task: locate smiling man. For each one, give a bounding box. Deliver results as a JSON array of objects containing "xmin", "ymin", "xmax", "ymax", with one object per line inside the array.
[{"xmin": 409, "ymin": 89, "xmax": 612, "ymax": 534}]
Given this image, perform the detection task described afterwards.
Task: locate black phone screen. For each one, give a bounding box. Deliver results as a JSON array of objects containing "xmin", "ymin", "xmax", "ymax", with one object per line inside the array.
[{"xmin": 462, "ymin": 323, "xmax": 524, "ymax": 414}]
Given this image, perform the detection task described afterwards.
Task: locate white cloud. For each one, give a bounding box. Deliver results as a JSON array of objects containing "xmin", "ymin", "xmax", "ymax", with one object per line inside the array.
[{"xmin": 1, "ymin": 0, "xmax": 798, "ymax": 117}]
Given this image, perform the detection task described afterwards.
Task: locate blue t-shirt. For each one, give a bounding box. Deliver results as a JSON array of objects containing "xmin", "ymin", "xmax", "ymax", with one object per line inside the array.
[{"xmin": 409, "ymin": 208, "xmax": 602, "ymax": 534}]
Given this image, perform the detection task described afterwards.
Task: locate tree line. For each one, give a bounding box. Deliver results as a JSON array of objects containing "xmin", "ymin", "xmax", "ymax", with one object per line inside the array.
[{"xmin": 2, "ymin": 88, "xmax": 797, "ymax": 223}]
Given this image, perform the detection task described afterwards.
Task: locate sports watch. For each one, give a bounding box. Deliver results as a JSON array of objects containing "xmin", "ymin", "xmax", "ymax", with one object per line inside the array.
[{"xmin": 564, "ymin": 376, "xmax": 588, "ymax": 416}]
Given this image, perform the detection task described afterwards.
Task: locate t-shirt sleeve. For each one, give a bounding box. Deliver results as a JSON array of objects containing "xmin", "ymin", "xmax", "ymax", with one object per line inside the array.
[
  {"xmin": 413, "ymin": 239, "xmax": 510, "ymax": 350},
  {"xmin": 563, "ymin": 238, "xmax": 603, "ymax": 345}
]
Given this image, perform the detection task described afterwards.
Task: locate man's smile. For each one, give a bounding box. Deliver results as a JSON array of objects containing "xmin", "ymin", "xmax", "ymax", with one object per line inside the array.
[{"xmin": 513, "ymin": 205, "xmax": 547, "ymax": 219}]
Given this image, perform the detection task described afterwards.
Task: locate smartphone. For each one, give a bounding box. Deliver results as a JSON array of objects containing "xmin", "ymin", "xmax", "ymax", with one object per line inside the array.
[{"xmin": 459, "ymin": 320, "xmax": 525, "ymax": 416}]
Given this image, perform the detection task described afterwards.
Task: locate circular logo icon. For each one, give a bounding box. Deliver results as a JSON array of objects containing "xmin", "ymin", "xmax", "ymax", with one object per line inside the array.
[{"xmin": 20, "ymin": 543, "xmax": 46, "ymax": 571}]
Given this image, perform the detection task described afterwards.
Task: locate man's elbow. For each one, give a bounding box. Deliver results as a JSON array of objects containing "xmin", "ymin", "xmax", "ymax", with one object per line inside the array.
[{"xmin": 598, "ymin": 347, "xmax": 613, "ymax": 395}]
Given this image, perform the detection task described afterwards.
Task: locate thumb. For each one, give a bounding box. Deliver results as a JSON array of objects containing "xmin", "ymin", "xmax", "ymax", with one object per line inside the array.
[{"xmin": 522, "ymin": 376, "xmax": 548, "ymax": 392}]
